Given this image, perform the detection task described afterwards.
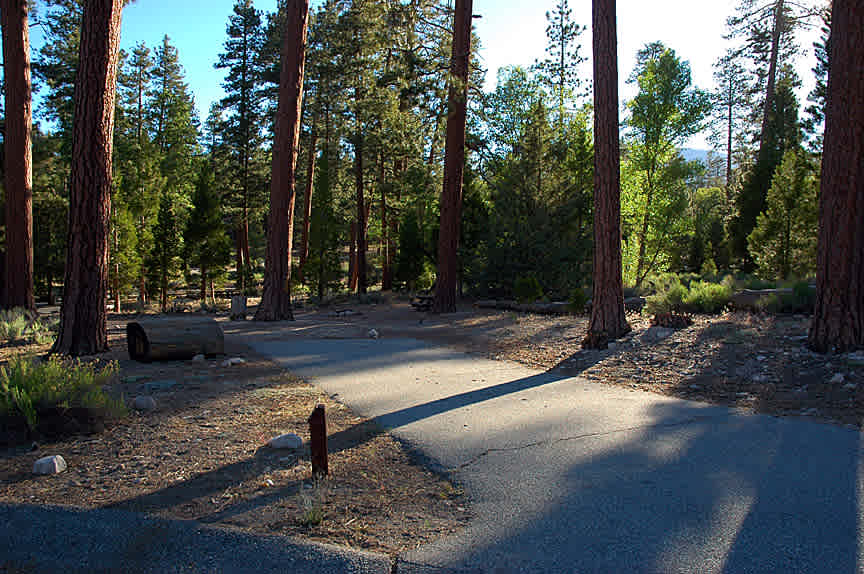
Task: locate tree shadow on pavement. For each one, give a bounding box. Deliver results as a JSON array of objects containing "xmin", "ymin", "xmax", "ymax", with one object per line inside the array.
[{"xmin": 402, "ymin": 401, "xmax": 862, "ymax": 573}]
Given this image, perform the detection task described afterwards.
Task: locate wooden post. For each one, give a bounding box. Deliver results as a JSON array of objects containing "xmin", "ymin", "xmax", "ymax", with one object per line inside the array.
[{"xmin": 308, "ymin": 404, "xmax": 328, "ymax": 477}]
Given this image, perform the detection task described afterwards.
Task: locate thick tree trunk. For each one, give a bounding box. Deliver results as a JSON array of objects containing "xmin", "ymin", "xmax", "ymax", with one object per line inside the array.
[
  {"xmin": 583, "ymin": 0, "xmax": 630, "ymax": 349},
  {"xmin": 53, "ymin": 0, "xmax": 123, "ymax": 356},
  {"xmin": 298, "ymin": 122, "xmax": 318, "ymax": 280},
  {"xmin": 255, "ymin": 0, "xmax": 309, "ymax": 321},
  {"xmin": 432, "ymin": 0, "xmax": 472, "ymax": 314},
  {"xmin": 1, "ymin": 0, "xmax": 35, "ymax": 312},
  {"xmin": 809, "ymin": 0, "xmax": 864, "ymax": 353}
]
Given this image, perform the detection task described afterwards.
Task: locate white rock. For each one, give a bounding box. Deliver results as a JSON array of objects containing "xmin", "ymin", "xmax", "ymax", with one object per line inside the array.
[
  {"xmin": 830, "ymin": 373, "xmax": 846, "ymax": 384},
  {"xmin": 756, "ymin": 355, "xmax": 767, "ymax": 361},
  {"xmin": 192, "ymin": 354, "xmax": 205, "ymax": 362},
  {"xmin": 221, "ymin": 357, "xmax": 247, "ymax": 367},
  {"xmin": 33, "ymin": 455, "xmax": 67, "ymax": 475},
  {"xmin": 368, "ymin": 328, "xmax": 379, "ymax": 339},
  {"xmin": 133, "ymin": 396, "xmax": 157, "ymax": 411},
  {"xmin": 267, "ymin": 433, "xmax": 303, "ymax": 450}
]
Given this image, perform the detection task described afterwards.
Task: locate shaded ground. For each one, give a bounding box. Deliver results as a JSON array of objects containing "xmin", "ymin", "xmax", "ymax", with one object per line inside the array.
[{"xmin": 0, "ymin": 318, "xmax": 467, "ymax": 554}]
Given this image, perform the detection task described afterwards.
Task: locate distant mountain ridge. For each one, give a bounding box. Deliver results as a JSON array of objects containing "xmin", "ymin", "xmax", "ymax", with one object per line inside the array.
[{"xmin": 680, "ymin": 148, "xmax": 723, "ymax": 165}]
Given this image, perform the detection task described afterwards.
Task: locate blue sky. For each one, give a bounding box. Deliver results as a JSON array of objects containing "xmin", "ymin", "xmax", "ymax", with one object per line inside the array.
[{"xmin": 27, "ymin": 0, "xmax": 821, "ymax": 149}]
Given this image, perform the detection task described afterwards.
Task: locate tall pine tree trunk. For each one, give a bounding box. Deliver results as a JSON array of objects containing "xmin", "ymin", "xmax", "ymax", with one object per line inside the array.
[
  {"xmin": 726, "ymin": 76, "xmax": 733, "ymax": 197},
  {"xmin": 432, "ymin": 0, "xmax": 472, "ymax": 314},
  {"xmin": 348, "ymin": 220, "xmax": 358, "ymax": 292},
  {"xmin": 583, "ymin": 0, "xmax": 630, "ymax": 349},
  {"xmin": 1, "ymin": 0, "xmax": 35, "ymax": 312},
  {"xmin": 354, "ymin": 125, "xmax": 367, "ymax": 295},
  {"xmin": 255, "ymin": 0, "xmax": 309, "ymax": 321},
  {"xmin": 298, "ymin": 121, "xmax": 318, "ymax": 279},
  {"xmin": 809, "ymin": 0, "xmax": 864, "ymax": 353},
  {"xmin": 53, "ymin": 0, "xmax": 123, "ymax": 356}
]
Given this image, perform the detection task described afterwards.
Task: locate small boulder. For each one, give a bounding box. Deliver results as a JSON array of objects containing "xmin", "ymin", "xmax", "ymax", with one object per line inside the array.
[
  {"xmin": 267, "ymin": 433, "xmax": 303, "ymax": 450},
  {"xmin": 368, "ymin": 328, "xmax": 379, "ymax": 339},
  {"xmin": 830, "ymin": 373, "xmax": 846, "ymax": 384},
  {"xmin": 33, "ymin": 455, "xmax": 67, "ymax": 475},
  {"xmin": 221, "ymin": 357, "xmax": 247, "ymax": 367},
  {"xmin": 192, "ymin": 354, "xmax": 206, "ymax": 362},
  {"xmin": 133, "ymin": 396, "xmax": 157, "ymax": 411}
]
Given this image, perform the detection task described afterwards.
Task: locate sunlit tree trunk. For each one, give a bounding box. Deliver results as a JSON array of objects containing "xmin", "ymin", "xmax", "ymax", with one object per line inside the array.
[
  {"xmin": 583, "ymin": 0, "xmax": 630, "ymax": 349},
  {"xmin": 255, "ymin": 0, "xmax": 309, "ymax": 321},
  {"xmin": 53, "ymin": 0, "xmax": 123, "ymax": 356},
  {"xmin": 809, "ymin": 0, "xmax": 864, "ymax": 353},
  {"xmin": 432, "ymin": 0, "xmax": 472, "ymax": 313},
  {"xmin": 1, "ymin": 0, "xmax": 35, "ymax": 312}
]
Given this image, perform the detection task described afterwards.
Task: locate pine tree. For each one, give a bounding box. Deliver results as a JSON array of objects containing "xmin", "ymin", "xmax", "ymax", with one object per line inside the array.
[
  {"xmin": 731, "ymin": 67, "xmax": 802, "ymax": 267},
  {"xmin": 148, "ymin": 190, "xmax": 180, "ymax": 312},
  {"xmin": 33, "ymin": 0, "xmax": 83, "ymax": 159},
  {"xmin": 114, "ymin": 43, "xmax": 162, "ymax": 307},
  {"xmin": 256, "ymin": 0, "xmax": 309, "ymax": 321},
  {"xmin": 214, "ymin": 0, "xmax": 267, "ymax": 293},
  {"xmin": 185, "ymin": 167, "xmax": 230, "ymax": 306},
  {"xmin": 809, "ymin": 0, "xmax": 864, "ymax": 353},
  {"xmin": 534, "ymin": 0, "xmax": 587, "ymax": 127},
  {"xmin": 53, "ymin": 0, "xmax": 123, "ymax": 356},
  {"xmin": 432, "ymin": 0, "xmax": 473, "ymax": 313},
  {"xmin": 148, "ymin": 35, "xmax": 200, "ymax": 192},
  {"xmin": 1, "ymin": 0, "xmax": 36, "ymax": 311},
  {"xmin": 747, "ymin": 149, "xmax": 818, "ymax": 279},
  {"xmin": 803, "ymin": 6, "xmax": 830, "ymax": 152},
  {"xmin": 583, "ymin": 0, "xmax": 629, "ymax": 349}
]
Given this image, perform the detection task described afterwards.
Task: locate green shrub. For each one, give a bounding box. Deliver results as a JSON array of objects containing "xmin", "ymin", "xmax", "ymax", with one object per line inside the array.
[
  {"xmin": 645, "ymin": 278, "xmax": 731, "ymax": 315},
  {"xmin": 754, "ymin": 282, "xmax": 815, "ymax": 314},
  {"xmin": 683, "ymin": 281, "xmax": 732, "ymax": 314},
  {"xmin": 0, "ymin": 308, "xmax": 57, "ymax": 345},
  {"xmin": 514, "ymin": 276, "xmax": 543, "ymax": 304},
  {"xmin": 645, "ymin": 282, "xmax": 688, "ymax": 315},
  {"xmin": 0, "ymin": 356, "xmax": 124, "ymax": 431},
  {"xmin": 568, "ymin": 288, "xmax": 588, "ymax": 313}
]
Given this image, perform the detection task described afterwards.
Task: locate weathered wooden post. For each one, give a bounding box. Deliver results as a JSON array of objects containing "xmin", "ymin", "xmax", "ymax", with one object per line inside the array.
[{"xmin": 308, "ymin": 404, "xmax": 328, "ymax": 477}]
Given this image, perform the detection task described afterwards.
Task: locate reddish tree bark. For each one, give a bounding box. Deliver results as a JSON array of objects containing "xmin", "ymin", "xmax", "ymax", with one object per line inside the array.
[
  {"xmin": 53, "ymin": 0, "xmax": 123, "ymax": 356},
  {"xmin": 1, "ymin": 0, "xmax": 35, "ymax": 312},
  {"xmin": 583, "ymin": 0, "xmax": 630, "ymax": 349},
  {"xmin": 809, "ymin": 0, "xmax": 864, "ymax": 353},
  {"xmin": 255, "ymin": 0, "xmax": 309, "ymax": 321},
  {"xmin": 432, "ymin": 0, "xmax": 472, "ymax": 314}
]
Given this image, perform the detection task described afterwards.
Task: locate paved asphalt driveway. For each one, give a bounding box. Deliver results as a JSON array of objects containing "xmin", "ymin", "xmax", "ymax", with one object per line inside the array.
[{"xmin": 248, "ymin": 336, "xmax": 864, "ymax": 574}]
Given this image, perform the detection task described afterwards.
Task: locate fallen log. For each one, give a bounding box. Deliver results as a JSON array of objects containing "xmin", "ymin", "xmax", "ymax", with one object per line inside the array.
[{"xmin": 127, "ymin": 316, "xmax": 225, "ymax": 362}]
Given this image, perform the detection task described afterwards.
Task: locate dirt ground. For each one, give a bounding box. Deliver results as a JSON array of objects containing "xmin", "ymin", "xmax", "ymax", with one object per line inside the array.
[
  {"xmin": 2, "ymin": 298, "xmax": 862, "ymax": 555},
  {"xmin": 0, "ymin": 317, "xmax": 468, "ymax": 555}
]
